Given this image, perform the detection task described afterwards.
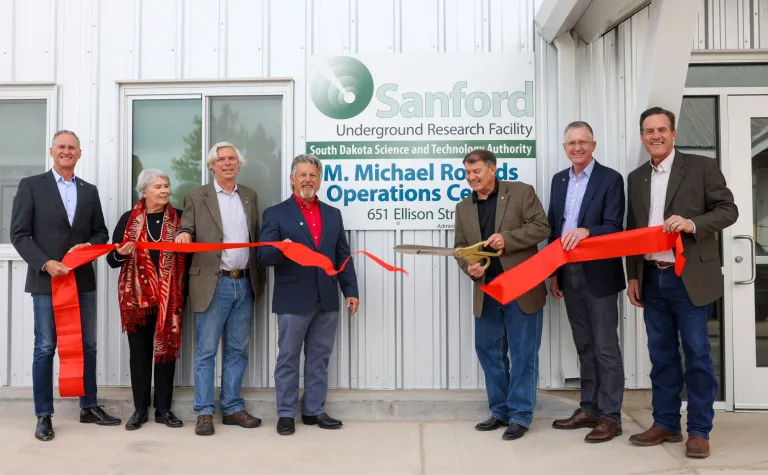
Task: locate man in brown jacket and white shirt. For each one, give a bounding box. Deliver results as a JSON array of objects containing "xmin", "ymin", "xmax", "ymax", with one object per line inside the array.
[
  {"xmin": 625, "ymin": 107, "xmax": 737, "ymax": 458},
  {"xmin": 175, "ymin": 141, "xmax": 265, "ymax": 437},
  {"xmin": 454, "ymin": 149, "xmax": 550, "ymax": 441}
]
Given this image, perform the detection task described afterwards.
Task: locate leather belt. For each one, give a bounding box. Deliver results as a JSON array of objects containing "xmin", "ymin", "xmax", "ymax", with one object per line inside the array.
[
  {"xmin": 646, "ymin": 260, "xmax": 674, "ymax": 269},
  {"xmin": 219, "ymin": 268, "xmax": 250, "ymax": 279}
]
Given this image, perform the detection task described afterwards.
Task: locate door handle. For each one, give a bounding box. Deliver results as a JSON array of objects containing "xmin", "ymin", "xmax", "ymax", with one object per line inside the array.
[{"xmin": 734, "ymin": 235, "xmax": 756, "ymax": 284}]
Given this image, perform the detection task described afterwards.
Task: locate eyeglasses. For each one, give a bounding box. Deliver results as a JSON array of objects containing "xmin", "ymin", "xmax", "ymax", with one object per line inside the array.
[{"xmin": 563, "ymin": 141, "xmax": 594, "ymax": 148}]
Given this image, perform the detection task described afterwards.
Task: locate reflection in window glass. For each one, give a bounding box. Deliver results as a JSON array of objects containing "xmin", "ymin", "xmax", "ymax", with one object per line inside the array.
[
  {"xmin": 751, "ymin": 118, "xmax": 768, "ymax": 367},
  {"xmin": 677, "ymin": 96, "xmax": 718, "ymax": 159},
  {"xmin": 0, "ymin": 100, "xmax": 47, "ymax": 243},
  {"xmin": 209, "ymin": 97, "xmax": 283, "ymax": 219},
  {"xmin": 676, "ymin": 96, "xmax": 724, "ymax": 400},
  {"xmin": 132, "ymin": 99, "xmax": 203, "ymax": 209}
]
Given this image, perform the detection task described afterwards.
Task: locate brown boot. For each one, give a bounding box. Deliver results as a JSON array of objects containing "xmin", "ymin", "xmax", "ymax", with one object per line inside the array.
[
  {"xmin": 222, "ymin": 410, "xmax": 262, "ymax": 428},
  {"xmin": 195, "ymin": 415, "xmax": 214, "ymax": 436},
  {"xmin": 628, "ymin": 426, "xmax": 683, "ymax": 446},
  {"xmin": 584, "ymin": 418, "xmax": 622, "ymax": 443},
  {"xmin": 685, "ymin": 435, "xmax": 710, "ymax": 458},
  {"xmin": 552, "ymin": 409, "xmax": 600, "ymax": 430}
]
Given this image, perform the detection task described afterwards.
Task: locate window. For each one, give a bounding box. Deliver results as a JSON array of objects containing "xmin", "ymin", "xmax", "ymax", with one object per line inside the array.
[
  {"xmin": 121, "ymin": 82, "xmax": 292, "ymax": 219},
  {"xmin": 132, "ymin": 99, "xmax": 202, "ymax": 209},
  {"xmin": 0, "ymin": 86, "xmax": 57, "ymax": 247},
  {"xmin": 686, "ymin": 64, "xmax": 768, "ymax": 88}
]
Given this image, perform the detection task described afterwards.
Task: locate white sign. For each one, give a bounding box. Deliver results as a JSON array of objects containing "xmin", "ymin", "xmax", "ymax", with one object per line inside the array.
[{"xmin": 306, "ymin": 54, "xmax": 536, "ymax": 230}]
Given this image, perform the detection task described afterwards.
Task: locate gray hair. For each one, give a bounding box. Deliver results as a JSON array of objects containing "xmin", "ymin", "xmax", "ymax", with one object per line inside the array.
[
  {"xmin": 563, "ymin": 121, "xmax": 594, "ymax": 139},
  {"xmin": 290, "ymin": 154, "xmax": 323, "ymax": 178},
  {"xmin": 135, "ymin": 169, "xmax": 171, "ymax": 195},
  {"xmin": 51, "ymin": 130, "xmax": 81, "ymax": 148},
  {"xmin": 206, "ymin": 141, "xmax": 246, "ymax": 172}
]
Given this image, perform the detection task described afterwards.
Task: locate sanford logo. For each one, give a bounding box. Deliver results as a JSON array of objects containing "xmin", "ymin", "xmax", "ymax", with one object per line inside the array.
[{"xmin": 310, "ymin": 57, "xmax": 375, "ymax": 120}]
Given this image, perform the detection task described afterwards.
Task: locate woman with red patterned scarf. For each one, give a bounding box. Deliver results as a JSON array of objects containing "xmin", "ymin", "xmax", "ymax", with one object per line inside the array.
[{"xmin": 107, "ymin": 169, "xmax": 186, "ymax": 430}]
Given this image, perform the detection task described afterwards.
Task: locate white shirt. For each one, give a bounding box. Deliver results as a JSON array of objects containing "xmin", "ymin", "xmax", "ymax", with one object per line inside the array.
[
  {"xmin": 646, "ymin": 150, "xmax": 676, "ymax": 262},
  {"xmin": 214, "ymin": 180, "xmax": 250, "ymax": 271}
]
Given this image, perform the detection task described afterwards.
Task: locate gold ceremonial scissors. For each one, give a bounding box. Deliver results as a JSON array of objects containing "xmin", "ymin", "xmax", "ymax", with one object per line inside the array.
[{"xmin": 393, "ymin": 241, "xmax": 503, "ymax": 269}]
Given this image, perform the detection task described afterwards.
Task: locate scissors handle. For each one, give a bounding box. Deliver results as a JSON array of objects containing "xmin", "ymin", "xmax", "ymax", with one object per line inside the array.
[{"xmin": 454, "ymin": 242, "xmax": 502, "ymax": 269}]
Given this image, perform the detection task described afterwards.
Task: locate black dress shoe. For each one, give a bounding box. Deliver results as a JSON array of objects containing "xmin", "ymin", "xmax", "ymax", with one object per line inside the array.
[
  {"xmin": 302, "ymin": 413, "xmax": 342, "ymax": 429},
  {"xmin": 35, "ymin": 416, "xmax": 55, "ymax": 441},
  {"xmin": 125, "ymin": 410, "xmax": 148, "ymax": 431},
  {"xmin": 475, "ymin": 416, "xmax": 507, "ymax": 431},
  {"xmin": 277, "ymin": 417, "xmax": 295, "ymax": 435},
  {"xmin": 155, "ymin": 411, "xmax": 183, "ymax": 428},
  {"xmin": 502, "ymin": 423, "xmax": 528, "ymax": 440},
  {"xmin": 80, "ymin": 406, "xmax": 121, "ymax": 426}
]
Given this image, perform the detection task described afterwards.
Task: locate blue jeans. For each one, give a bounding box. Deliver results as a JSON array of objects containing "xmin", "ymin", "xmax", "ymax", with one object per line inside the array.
[
  {"xmin": 475, "ymin": 293, "xmax": 543, "ymax": 428},
  {"xmin": 193, "ymin": 276, "xmax": 254, "ymax": 416},
  {"xmin": 642, "ymin": 264, "xmax": 717, "ymax": 439},
  {"xmin": 32, "ymin": 291, "xmax": 98, "ymax": 417}
]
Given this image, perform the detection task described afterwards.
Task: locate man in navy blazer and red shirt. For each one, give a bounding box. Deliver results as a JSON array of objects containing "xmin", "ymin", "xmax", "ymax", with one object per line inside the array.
[
  {"xmin": 547, "ymin": 121, "xmax": 627, "ymax": 443},
  {"xmin": 258, "ymin": 154, "xmax": 359, "ymax": 436}
]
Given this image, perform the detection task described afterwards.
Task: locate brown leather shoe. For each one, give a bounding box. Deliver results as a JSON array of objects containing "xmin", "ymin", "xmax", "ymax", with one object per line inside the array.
[
  {"xmin": 584, "ymin": 418, "xmax": 622, "ymax": 443},
  {"xmin": 552, "ymin": 409, "xmax": 600, "ymax": 430},
  {"xmin": 195, "ymin": 415, "xmax": 214, "ymax": 436},
  {"xmin": 222, "ymin": 410, "xmax": 262, "ymax": 428},
  {"xmin": 685, "ymin": 435, "xmax": 710, "ymax": 458},
  {"xmin": 628, "ymin": 426, "xmax": 683, "ymax": 446}
]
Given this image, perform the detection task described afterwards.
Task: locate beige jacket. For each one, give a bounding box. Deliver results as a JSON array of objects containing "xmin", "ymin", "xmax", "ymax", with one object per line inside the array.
[
  {"xmin": 180, "ymin": 182, "xmax": 265, "ymax": 313},
  {"xmin": 454, "ymin": 180, "xmax": 550, "ymax": 317}
]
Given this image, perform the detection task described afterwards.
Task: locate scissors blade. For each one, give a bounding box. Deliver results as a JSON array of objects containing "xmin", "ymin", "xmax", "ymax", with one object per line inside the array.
[{"xmin": 393, "ymin": 244, "xmax": 456, "ymax": 257}]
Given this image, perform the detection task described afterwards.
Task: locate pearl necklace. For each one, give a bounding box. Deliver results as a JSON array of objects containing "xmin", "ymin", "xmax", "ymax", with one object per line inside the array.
[{"xmin": 146, "ymin": 219, "xmax": 161, "ymax": 242}]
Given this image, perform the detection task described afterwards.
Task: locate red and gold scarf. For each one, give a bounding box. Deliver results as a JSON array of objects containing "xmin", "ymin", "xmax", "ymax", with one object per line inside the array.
[{"xmin": 117, "ymin": 199, "xmax": 185, "ymax": 362}]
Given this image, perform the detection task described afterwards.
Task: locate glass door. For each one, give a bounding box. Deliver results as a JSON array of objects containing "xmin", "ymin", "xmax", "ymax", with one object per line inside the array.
[{"xmin": 727, "ymin": 95, "xmax": 768, "ymax": 409}]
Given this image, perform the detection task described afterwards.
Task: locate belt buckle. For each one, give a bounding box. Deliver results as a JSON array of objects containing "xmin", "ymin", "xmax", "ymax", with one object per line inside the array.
[{"xmin": 229, "ymin": 269, "xmax": 241, "ymax": 279}]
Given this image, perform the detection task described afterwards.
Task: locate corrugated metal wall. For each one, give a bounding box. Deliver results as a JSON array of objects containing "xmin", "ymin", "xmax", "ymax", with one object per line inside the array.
[
  {"xmin": 692, "ymin": 0, "xmax": 768, "ymax": 49},
  {"xmin": 2, "ymin": 0, "xmax": 767, "ymax": 392},
  {"xmin": 0, "ymin": 0, "xmax": 545, "ymax": 391}
]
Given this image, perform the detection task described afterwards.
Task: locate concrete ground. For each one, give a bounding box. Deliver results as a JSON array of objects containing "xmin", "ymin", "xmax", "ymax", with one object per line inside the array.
[{"xmin": 1, "ymin": 408, "xmax": 767, "ymax": 475}]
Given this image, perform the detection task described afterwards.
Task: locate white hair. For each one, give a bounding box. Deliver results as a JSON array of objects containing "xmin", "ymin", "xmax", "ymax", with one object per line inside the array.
[
  {"xmin": 135, "ymin": 169, "xmax": 171, "ymax": 195},
  {"xmin": 206, "ymin": 141, "xmax": 246, "ymax": 172},
  {"xmin": 290, "ymin": 154, "xmax": 323, "ymax": 179}
]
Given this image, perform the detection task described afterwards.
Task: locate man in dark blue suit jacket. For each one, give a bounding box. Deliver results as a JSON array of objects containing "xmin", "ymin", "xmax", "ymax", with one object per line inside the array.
[
  {"xmin": 548, "ymin": 121, "xmax": 626, "ymax": 443},
  {"xmin": 258, "ymin": 154, "xmax": 359, "ymax": 436}
]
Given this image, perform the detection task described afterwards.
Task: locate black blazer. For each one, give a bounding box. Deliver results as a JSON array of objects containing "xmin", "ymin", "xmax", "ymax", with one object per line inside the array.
[
  {"xmin": 10, "ymin": 170, "xmax": 109, "ymax": 293},
  {"xmin": 548, "ymin": 159, "xmax": 627, "ymax": 297}
]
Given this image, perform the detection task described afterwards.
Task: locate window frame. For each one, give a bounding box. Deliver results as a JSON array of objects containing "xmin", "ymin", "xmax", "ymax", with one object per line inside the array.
[
  {"xmin": 0, "ymin": 83, "xmax": 58, "ymax": 260},
  {"xmin": 117, "ymin": 80, "xmax": 295, "ymax": 215}
]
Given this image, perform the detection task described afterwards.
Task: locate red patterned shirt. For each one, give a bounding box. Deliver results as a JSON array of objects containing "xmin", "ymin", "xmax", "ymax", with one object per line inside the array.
[{"xmin": 293, "ymin": 193, "xmax": 322, "ymax": 248}]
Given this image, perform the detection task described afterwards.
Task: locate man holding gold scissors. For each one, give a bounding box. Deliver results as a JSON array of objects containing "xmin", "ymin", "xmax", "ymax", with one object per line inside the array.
[{"xmin": 454, "ymin": 149, "xmax": 550, "ymax": 440}]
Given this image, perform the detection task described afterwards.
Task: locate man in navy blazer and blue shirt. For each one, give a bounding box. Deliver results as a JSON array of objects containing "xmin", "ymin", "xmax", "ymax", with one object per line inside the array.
[
  {"xmin": 548, "ymin": 121, "xmax": 626, "ymax": 443},
  {"xmin": 258, "ymin": 154, "xmax": 359, "ymax": 436}
]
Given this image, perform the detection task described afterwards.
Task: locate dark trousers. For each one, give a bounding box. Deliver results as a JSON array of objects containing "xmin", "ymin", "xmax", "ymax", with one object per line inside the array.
[
  {"xmin": 561, "ymin": 263, "xmax": 624, "ymax": 423},
  {"xmin": 127, "ymin": 313, "xmax": 176, "ymax": 413},
  {"xmin": 642, "ymin": 262, "xmax": 716, "ymax": 438}
]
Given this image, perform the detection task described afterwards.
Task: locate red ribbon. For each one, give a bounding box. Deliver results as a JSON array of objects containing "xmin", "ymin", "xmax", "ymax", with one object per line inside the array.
[
  {"xmin": 480, "ymin": 226, "xmax": 685, "ymax": 305},
  {"xmin": 53, "ymin": 241, "xmax": 407, "ymax": 397}
]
